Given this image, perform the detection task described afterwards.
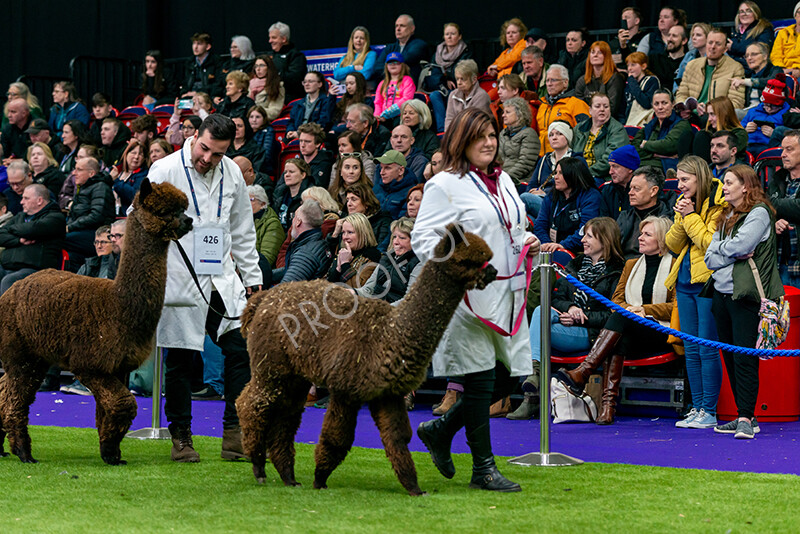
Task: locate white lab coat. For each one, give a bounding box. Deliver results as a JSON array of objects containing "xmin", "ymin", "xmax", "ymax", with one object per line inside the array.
[
  {"xmin": 147, "ymin": 138, "xmax": 262, "ymax": 351},
  {"xmin": 411, "ymin": 169, "xmax": 535, "ymax": 377}
]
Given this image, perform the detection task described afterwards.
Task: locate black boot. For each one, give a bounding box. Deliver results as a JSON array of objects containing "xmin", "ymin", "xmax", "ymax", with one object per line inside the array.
[
  {"xmin": 466, "ymin": 422, "xmax": 521, "ymax": 492},
  {"xmin": 416, "ymin": 398, "xmax": 464, "ymax": 479}
]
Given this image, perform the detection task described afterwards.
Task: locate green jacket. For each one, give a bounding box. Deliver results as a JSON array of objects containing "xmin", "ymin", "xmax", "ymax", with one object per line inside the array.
[
  {"xmin": 632, "ymin": 113, "xmax": 691, "ymax": 168},
  {"xmin": 571, "ymin": 117, "xmax": 629, "ymax": 179},
  {"xmin": 254, "ymin": 207, "xmax": 285, "ymax": 266}
]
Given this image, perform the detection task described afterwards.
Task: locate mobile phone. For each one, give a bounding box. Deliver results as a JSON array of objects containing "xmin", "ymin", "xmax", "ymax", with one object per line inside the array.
[
  {"xmin": 177, "ymin": 98, "xmax": 193, "ymax": 110},
  {"xmin": 754, "ymin": 120, "xmax": 775, "ymax": 128},
  {"xmin": 621, "ymin": 19, "xmax": 628, "ymax": 31}
]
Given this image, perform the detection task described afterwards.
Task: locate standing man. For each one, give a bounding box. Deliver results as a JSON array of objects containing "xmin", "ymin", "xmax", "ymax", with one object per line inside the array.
[
  {"xmin": 650, "ymin": 25, "xmax": 688, "ymax": 92},
  {"xmin": 147, "ymin": 114, "xmax": 262, "ymax": 462},
  {"xmin": 374, "ymin": 14, "xmax": 429, "ymax": 83},
  {"xmin": 267, "ymin": 22, "xmax": 308, "ymax": 103}
]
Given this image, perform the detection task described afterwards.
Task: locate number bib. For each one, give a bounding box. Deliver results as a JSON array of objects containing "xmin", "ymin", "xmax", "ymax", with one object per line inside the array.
[
  {"xmin": 194, "ymin": 224, "xmax": 225, "ymax": 275},
  {"xmin": 508, "ymin": 242, "xmax": 527, "ymax": 292}
]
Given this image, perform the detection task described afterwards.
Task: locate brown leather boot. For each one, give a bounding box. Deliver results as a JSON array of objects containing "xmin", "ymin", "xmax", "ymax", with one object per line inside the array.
[
  {"xmin": 555, "ymin": 329, "xmax": 621, "ymax": 395},
  {"xmin": 489, "ymin": 396, "xmax": 511, "ymax": 418},
  {"xmin": 221, "ymin": 426, "xmax": 247, "ymax": 460},
  {"xmin": 596, "ymin": 354, "xmax": 624, "ymax": 425},
  {"xmin": 432, "ymin": 388, "xmax": 461, "ymax": 416},
  {"xmin": 170, "ymin": 424, "xmax": 200, "ymax": 463}
]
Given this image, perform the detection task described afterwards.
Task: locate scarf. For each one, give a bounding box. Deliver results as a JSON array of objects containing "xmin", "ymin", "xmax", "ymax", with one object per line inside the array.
[
  {"xmin": 624, "ymin": 254, "xmax": 672, "ymax": 326},
  {"xmin": 470, "ymin": 164, "xmax": 502, "ymax": 196},
  {"xmin": 574, "ymin": 256, "xmax": 606, "ymax": 310},
  {"xmin": 435, "ymin": 40, "xmax": 468, "ymax": 68}
]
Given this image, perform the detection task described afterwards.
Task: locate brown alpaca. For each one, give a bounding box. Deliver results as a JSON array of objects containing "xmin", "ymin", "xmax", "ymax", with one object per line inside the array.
[
  {"xmin": 236, "ymin": 224, "xmax": 496, "ymax": 495},
  {"xmin": 0, "ymin": 179, "xmax": 192, "ymax": 464}
]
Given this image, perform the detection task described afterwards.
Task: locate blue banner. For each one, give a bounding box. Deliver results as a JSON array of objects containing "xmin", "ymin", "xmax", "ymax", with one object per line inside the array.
[{"xmin": 304, "ymin": 45, "xmax": 385, "ymax": 78}]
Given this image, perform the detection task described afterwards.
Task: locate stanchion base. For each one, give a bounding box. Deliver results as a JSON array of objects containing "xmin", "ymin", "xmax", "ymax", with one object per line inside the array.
[
  {"xmin": 126, "ymin": 427, "xmax": 171, "ymax": 440},
  {"xmin": 507, "ymin": 452, "xmax": 583, "ymax": 466}
]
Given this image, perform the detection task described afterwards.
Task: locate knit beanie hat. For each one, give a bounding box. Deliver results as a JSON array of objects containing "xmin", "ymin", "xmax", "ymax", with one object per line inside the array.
[
  {"xmin": 761, "ymin": 78, "xmax": 787, "ymax": 106},
  {"xmin": 796, "ymin": 1, "xmax": 800, "ymax": 16},
  {"xmin": 608, "ymin": 145, "xmax": 641, "ymax": 171},
  {"xmin": 548, "ymin": 121, "xmax": 573, "ymax": 145}
]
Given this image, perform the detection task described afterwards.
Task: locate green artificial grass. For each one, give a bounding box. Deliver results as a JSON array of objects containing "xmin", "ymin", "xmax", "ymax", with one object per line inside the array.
[{"xmin": 0, "ymin": 426, "xmax": 797, "ymax": 533}]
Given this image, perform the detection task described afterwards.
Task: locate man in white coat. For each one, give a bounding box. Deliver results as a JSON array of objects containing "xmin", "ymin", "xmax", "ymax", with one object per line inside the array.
[{"xmin": 147, "ymin": 114, "xmax": 262, "ymax": 462}]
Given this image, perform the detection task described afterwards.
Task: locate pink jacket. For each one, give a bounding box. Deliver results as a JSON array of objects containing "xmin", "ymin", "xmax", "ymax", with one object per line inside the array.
[{"xmin": 373, "ymin": 76, "xmax": 416, "ymax": 117}]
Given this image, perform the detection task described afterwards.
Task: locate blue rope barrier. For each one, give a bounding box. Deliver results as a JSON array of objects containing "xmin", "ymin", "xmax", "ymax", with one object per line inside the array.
[{"xmin": 555, "ymin": 269, "xmax": 800, "ymax": 358}]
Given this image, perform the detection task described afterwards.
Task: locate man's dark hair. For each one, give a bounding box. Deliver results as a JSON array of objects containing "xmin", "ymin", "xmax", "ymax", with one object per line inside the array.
[
  {"xmin": 633, "ymin": 166, "xmax": 665, "ymax": 192},
  {"xmin": 712, "ymin": 130, "xmax": 738, "ymax": 151},
  {"xmin": 198, "ymin": 114, "xmax": 236, "ymax": 142},
  {"xmin": 191, "ymin": 32, "xmax": 212, "ymax": 45},
  {"xmin": 568, "ymin": 28, "xmax": 589, "ymax": 44},
  {"xmin": 785, "ymin": 129, "xmax": 800, "ymax": 144},
  {"xmin": 91, "ymin": 92, "xmax": 111, "ymax": 107},
  {"xmin": 297, "ymin": 122, "xmax": 325, "ymax": 145},
  {"xmin": 131, "ymin": 114, "xmax": 158, "ymax": 135}
]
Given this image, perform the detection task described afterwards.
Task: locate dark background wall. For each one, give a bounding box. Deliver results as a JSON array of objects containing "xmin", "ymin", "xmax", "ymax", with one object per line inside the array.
[{"xmin": 3, "ymin": 0, "xmax": 799, "ymax": 106}]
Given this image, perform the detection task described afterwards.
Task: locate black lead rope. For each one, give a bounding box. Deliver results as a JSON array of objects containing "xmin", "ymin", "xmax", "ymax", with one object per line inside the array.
[{"xmin": 175, "ymin": 241, "xmax": 241, "ymax": 320}]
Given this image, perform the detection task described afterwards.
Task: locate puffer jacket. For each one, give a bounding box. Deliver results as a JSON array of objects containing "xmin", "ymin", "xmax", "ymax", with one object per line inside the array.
[
  {"xmin": 741, "ymin": 101, "xmax": 791, "ymax": 146},
  {"xmin": 33, "ymin": 166, "xmax": 67, "ymax": 200},
  {"xmin": 551, "ymin": 254, "xmax": 625, "ymax": 345},
  {"xmin": 277, "ymin": 228, "xmax": 332, "ymax": 283},
  {"xmin": 729, "ymin": 22, "xmax": 774, "ymax": 69},
  {"xmin": 498, "ymin": 125, "xmax": 541, "ymax": 185},
  {"xmin": 665, "ymin": 177, "xmax": 727, "ymax": 289},
  {"xmin": 771, "ymin": 24, "xmax": 800, "ymax": 70},
  {"xmin": 66, "ymin": 173, "xmax": 116, "ymax": 232},
  {"xmin": 571, "ymin": 117, "xmax": 629, "ymax": 179},
  {"xmin": 536, "ymin": 90, "xmax": 591, "ymax": 155},
  {"xmin": 254, "ymin": 207, "xmax": 286, "ymax": 265},
  {"xmin": 675, "ymin": 54, "xmax": 746, "ymax": 109},
  {"xmin": 632, "ymin": 111, "xmax": 691, "ymax": 168},
  {"xmin": 0, "ymin": 201, "xmax": 66, "ymax": 271}
]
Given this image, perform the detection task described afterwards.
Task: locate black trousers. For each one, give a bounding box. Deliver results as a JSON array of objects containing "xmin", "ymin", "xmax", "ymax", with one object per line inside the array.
[
  {"xmin": 712, "ymin": 291, "xmax": 760, "ymax": 419},
  {"xmin": 164, "ymin": 291, "xmax": 251, "ymax": 429},
  {"xmin": 462, "ymin": 362, "xmax": 517, "ymax": 452},
  {"xmin": 604, "ymin": 311, "xmax": 671, "ymax": 358}
]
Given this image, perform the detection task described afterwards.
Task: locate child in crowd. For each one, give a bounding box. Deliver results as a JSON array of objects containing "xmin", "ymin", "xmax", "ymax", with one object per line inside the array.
[{"xmin": 374, "ymin": 52, "xmax": 415, "ymax": 121}]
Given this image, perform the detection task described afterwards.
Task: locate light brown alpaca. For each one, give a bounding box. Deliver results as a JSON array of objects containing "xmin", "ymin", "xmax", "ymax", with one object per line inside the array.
[
  {"xmin": 236, "ymin": 224, "xmax": 496, "ymax": 495},
  {"xmin": 0, "ymin": 179, "xmax": 193, "ymax": 464}
]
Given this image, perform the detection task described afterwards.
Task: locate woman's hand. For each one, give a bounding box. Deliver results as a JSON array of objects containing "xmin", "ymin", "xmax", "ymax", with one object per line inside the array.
[
  {"xmin": 745, "ymin": 121, "xmax": 758, "ymax": 133},
  {"xmin": 626, "ymin": 305, "xmax": 645, "ymax": 317},
  {"xmin": 730, "ymin": 78, "xmax": 745, "ymax": 89},
  {"xmin": 524, "ymin": 235, "xmax": 541, "ymax": 256},
  {"xmin": 639, "ymin": 140, "xmax": 647, "ymax": 149},
  {"xmin": 674, "ymin": 197, "xmax": 694, "ymax": 217},
  {"xmin": 354, "ymin": 65, "xmax": 363, "ymax": 71},
  {"xmin": 332, "ymin": 218, "xmax": 345, "ymax": 237},
  {"xmin": 567, "ymin": 305, "xmax": 588, "ymax": 324},
  {"xmin": 109, "ymin": 166, "xmax": 120, "ymax": 180},
  {"xmin": 447, "ymin": 80, "xmax": 456, "ymax": 90},
  {"xmin": 696, "ymin": 102, "xmax": 706, "ymax": 116},
  {"xmin": 487, "ymin": 65, "xmax": 498, "ymax": 78},
  {"xmin": 540, "ymin": 242, "xmax": 565, "ymax": 253},
  {"xmin": 337, "ymin": 243, "xmax": 353, "ymax": 269},
  {"xmin": 558, "ymin": 312, "xmax": 574, "ymax": 326}
]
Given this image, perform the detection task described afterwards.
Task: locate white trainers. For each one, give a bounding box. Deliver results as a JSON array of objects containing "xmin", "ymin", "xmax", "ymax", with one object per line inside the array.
[
  {"xmin": 675, "ymin": 408, "xmax": 699, "ymax": 428},
  {"xmin": 687, "ymin": 409, "xmax": 717, "ymax": 429}
]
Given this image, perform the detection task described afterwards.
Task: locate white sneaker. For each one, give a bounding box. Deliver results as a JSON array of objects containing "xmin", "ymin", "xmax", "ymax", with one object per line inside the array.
[
  {"xmin": 675, "ymin": 408, "xmax": 699, "ymax": 428},
  {"xmin": 687, "ymin": 409, "xmax": 717, "ymax": 429}
]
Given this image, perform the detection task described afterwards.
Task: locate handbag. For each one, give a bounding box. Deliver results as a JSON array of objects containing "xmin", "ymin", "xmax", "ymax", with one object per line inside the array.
[
  {"xmin": 624, "ymin": 76, "xmax": 657, "ymax": 127},
  {"xmin": 550, "ymin": 378, "xmax": 597, "ymax": 423},
  {"xmin": 749, "ymin": 259, "xmax": 790, "ymax": 354}
]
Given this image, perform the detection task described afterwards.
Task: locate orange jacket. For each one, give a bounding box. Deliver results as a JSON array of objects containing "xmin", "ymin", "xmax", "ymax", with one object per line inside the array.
[
  {"xmin": 493, "ymin": 40, "xmax": 526, "ymax": 77},
  {"xmin": 536, "ymin": 92, "xmax": 591, "ymax": 155}
]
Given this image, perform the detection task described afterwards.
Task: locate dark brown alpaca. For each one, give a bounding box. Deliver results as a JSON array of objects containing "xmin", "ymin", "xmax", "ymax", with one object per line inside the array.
[
  {"xmin": 236, "ymin": 224, "xmax": 496, "ymax": 495},
  {"xmin": 0, "ymin": 179, "xmax": 192, "ymax": 464}
]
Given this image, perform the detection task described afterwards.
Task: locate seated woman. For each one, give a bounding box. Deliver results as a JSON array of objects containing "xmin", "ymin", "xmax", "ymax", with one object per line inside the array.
[
  {"xmin": 731, "ymin": 42, "xmax": 783, "ymax": 109},
  {"xmin": 272, "ymin": 158, "xmax": 311, "ymax": 231},
  {"xmin": 728, "ymin": 2, "xmax": 773, "ymax": 69},
  {"xmin": 427, "ymin": 23, "xmax": 473, "ymax": 132},
  {"xmin": 332, "ymin": 26, "xmax": 377, "ymax": 83},
  {"xmin": 27, "ymin": 142, "xmax": 66, "ymax": 199},
  {"xmin": 252, "ymin": 55, "xmax": 285, "ymax": 121},
  {"xmin": 356, "ymin": 216, "xmax": 421, "ymax": 303},
  {"xmin": 216, "ymin": 71, "xmax": 256, "ymax": 119},
  {"xmin": 374, "ymin": 53, "xmax": 416, "ymax": 122},
  {"xmin": 329, "ymin": 153, "xmax": 372, "ymax": 207},
  {"xmin": 498, "ymin": 97, "xmax": 540, "ymax": 186},
  {"xmin": 632, "ymin": 89, "xmax": 691, "ymax": 169},
  {"xmin": 166, "ymin": 114, "xmax": 202, "ymax": 147},
  {"xmin": 487, "ymin": 18, "xmax": 527, "ymax": 79},
  {"xmin": 227, "ymin": 116, "xmax": 266, "ymax": 174},
  {"xmin": 400, "ymin": 99, "xmax": 440, "ymax": 159},
  {"xmin": 344, "ymin": 182, "xmax": 391, "ymax": 250},
  {"xmin": 572, "ymin": 92, "xmax": 629, "ymax": 181},
  {"xmin": 111, "ymin": 140, "xmax": 148, "ymax": 215},
  {"xmin": 771, "ymin": 4, "xmax": 800, "ymax": 77},
  {"xmin": 223, "ymin": 35, "xmax": 256, "ymax": 76},
  {"xmin": 59, "ymin": 120, "xmax": 91, "ymax": 174},
  {"xmin": 327, "ymin": 130, "xmax": 375, "ymax": 188},
  {"xmin": 520, "ymin": 217, "xmax": 625, "ymax": 419},
  {"xmin": 148, "ymin": 138, "xmax": 173, "ymax": 164},
  {"xmin": 552, "ymin": 216, "xmax": 675, "ymax": 424},
  {"xmin": 692, "ymin": 96, "xmax": 748, "ymax": 162},
  {"xmin": 139, "ymin": 50, "xmax": 177, "ymax": 109},
  {"xmin": 248, "ymin": 183, "xmax": 285, "ymax": 269},
  {"xmin": 405, "ymin": 184, "xmax": 423, "ymax": 218},
  {"xmin": 534, "ymin": 157, "xmax": 602, "ymax": 255},
  {"xmin": 330, "ymin": 72, "xmax": 371, "ymax": 136},
  {"xmin": 327, "ymin": 212, "xmax": 381, "ymax": 289},
  {"xmin": 3, "ymin": 82, "xmax": 44, "ymax": 129},
  {"xmin": 49, "ymin": 80, "xmax": 90, "ymax": 139},
  {"xmin": 491, "ymin": 74, "xmax": 526, "ymax": 131},
  {"xmin": 286, "ymin": 71, "xmax": 336, "ymax": 140},
  {"xmin": 247, "ymin": 105, "xmax": 277, "ymax": 175},
  {"xmin": 521, "ymin": 121, "xmax": 585, "ymax": 218},
  {"xmin": 623, "ymin": 52, "xmax": 660, "ymax": 127},
  {"xmin": 444, "ymin": 59, "xmax": 492, "ymax": 132},
  {"xmin": 574, "ymin": 41, "xmax": 626, "ymax": 119}
]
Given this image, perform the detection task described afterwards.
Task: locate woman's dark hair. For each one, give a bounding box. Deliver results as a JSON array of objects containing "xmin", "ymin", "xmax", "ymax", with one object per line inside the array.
[
  {"xmin": 141, "ymin": 50, "xmax": 165, "ymax": 95},
  {"xmin": 345, "ymin": 182, "xmax": 381, "ymax": 215},
  {"xmin": 653, "ymin": 88, "xmax": 673, "ymax": 102},
  {"xmin": 255, "ymin": 55, "xmax": 281, "ymax": 102},
  {"xmin": 62, "ymin": 119, "xmax": 92, "ymax": 151},
  {"xmin": 554, "ymin": 157, "xmax": 596, "ymax": 197},
  {"xmin": 440, "ymin": 108, "xmax": 500, "ymax": 176},
  {"xmin": 719, "ymin": 164, "xmax": 776, "ymax": 234},
  {"xmin": 246, "ymin": 105, "xmax": 270, "ymax": 130},
  {"xmin": 199, "ymin": 114, "xmax": 236, "ymax": 142},
  {"xmin": 184, "ymin": 115, "xmax": 203, "ymax": 130},
  {"xmin": 336, "ymin": 72, "xmax": 367, "ymax": 121},
  {"xmin": 120, "ymin": 140, "xmax": 147, "ymax": 173},
  {"xmin": 338, "ymin": 129, "xmax": 363, "ymax": 152},
  {"xmin": 232, "ymin": 116, "xmax": 254, "ymax": 142}
]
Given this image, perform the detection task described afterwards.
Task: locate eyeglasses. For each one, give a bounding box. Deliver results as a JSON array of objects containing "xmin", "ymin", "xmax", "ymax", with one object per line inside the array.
[
  {"xmin": 341, "ymin": 152, "xmax": 362, "ymax": 158},
  {"xmin": 94, "ymin": 240, "xmax": 111, "ymax": 245},
  {"xmin": 545, "ymin": 78, "xmax": 564, "ymax": 84},
  {"xmin": 738, "ymin": 8, "xmax": 753, "ymax": 15},
  {"xmin": 110, "ymin": 233, "xmax": 124, "ymax": 240},
  {"xmin": 744, "ymin": 52, "xmax": 763, "ymax": 58},
  {"xmin": 6, "ymin": 92, "xmax": 19, "ymax": 97}
]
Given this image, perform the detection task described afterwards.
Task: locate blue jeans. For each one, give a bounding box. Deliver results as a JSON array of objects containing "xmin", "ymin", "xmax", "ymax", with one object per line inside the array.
[
  {"xmin": 520, "ymin": 192, "xmax": 544, "ymax": 219},
  {"xmin": 530, "ymin": 306, "xmax": 591, "ymax": 362},
  {"xmin": 779, "ymin": 264, "xmax": 800, "ymax": 288},
  {"xmin": 202, "ymin": 335, "xmax": 225, "ymax": 395},
  {"xmin": 676, "ymin": 289, "xmax": 722, "ymax": 415},
  {"xmin": 429, "ymin": 90, "xmax": 447, "ymax": 133}
]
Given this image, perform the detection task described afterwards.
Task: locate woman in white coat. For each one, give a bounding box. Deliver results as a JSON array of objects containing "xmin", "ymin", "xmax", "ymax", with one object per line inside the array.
[
  {"xmin": 147, "ymin": 114, "xmax": 262, "ymax": 462},
  {"xmin": 412, "ymin": 108, "xmax": 540, "ymax": 492}
]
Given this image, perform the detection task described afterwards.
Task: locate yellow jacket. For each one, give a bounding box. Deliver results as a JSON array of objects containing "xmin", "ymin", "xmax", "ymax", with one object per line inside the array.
[
  {"xmin": 665, "ymin": 178, "xmax": 727, "ymax": 289},
  {"xmin": 771, "ymin": 24, "xmax": 800, "ymax": 70},
  {"xmin": 675, "ymin": 55, "xmax": 745, "ymax": 109}
]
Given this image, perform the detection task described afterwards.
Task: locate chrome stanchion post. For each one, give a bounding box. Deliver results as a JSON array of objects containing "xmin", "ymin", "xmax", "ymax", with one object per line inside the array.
[
  {"xmin": 509, "ymin": 251, "xmax": 582, "ymax": 467},
  {"xmin": 127, "ymin": 346, "xmax": 171, "ymax": 440}
]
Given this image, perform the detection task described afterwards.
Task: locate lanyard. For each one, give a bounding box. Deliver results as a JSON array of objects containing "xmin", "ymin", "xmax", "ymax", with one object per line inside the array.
[
  {"xmin": 551, "ymin": 196, "xmax": 574, "ymax": 225},
  {"xmin": 181, "ymin": 149, "xmax": 224, "ymax": 222},
  {"xmin": 468, "ymin": 173, "xmax": 520, "ymax": 243}
]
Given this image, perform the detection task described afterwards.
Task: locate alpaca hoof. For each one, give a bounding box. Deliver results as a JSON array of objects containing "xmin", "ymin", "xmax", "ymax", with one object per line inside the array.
[
  {"xmin": 0, "ymin": 452, "xmax": 9, "ymax": 458},
  {"xmin": 409, "ymin": 489, "xmax": 426, "ymax": 497},
  {"xmin": 252, "ymin": 464, "xmax": 267, "ymax": 481},
  {"xmin": 103, "ymin": 456, "xmax": 127, "ymax": 465},
  {"xmin": 256, "ymin": 477, "xmax": 266, "ymax": 485},
  {"xmin": 313, "ymin": 481, "xmax": 328, "ymax": 490},
  {"xmin": 284, "ymin": 480, "xmax": 301, "ymax": 487},
  {"xmin": 20, "ymin": 456, "xmax": 38, "ymax": 464}
]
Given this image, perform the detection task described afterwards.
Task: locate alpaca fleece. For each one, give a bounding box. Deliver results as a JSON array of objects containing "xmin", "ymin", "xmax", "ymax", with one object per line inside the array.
[
  {"xmin": 236, "ymin": 225, "xmax": 496, "ymax": 495},
  {"xmin": 0, "ymin": 179, "xmax": 192, "ymax": 465}
]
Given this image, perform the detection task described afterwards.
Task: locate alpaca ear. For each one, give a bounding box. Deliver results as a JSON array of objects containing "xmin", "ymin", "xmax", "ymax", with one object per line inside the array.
[
  {"xmin": 444, "ymin": 222, "xmax": 466, "ymax": 247},
  {"xmin": 139, "ymin": 178, "xmax": 152, "ymax": 201}
]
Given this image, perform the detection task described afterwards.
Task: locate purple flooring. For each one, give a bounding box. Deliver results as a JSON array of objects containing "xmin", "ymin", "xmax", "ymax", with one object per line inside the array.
[{"xmin": 28, "ymin": 391, "xmax": 799, "ymax": 476}]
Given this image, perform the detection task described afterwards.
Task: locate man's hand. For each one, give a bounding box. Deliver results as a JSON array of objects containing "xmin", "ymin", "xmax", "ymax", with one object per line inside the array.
[
  {"xmin": 776, "ymin": 218, "xmax": 793, "ymax": 235},
  {"xmin": 524, "ymin": 235, "xmax": 541, "ymax": 256},
  {"xmin": 246, "ymin": 285, "xmax": 261, "ymax": 297}
]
